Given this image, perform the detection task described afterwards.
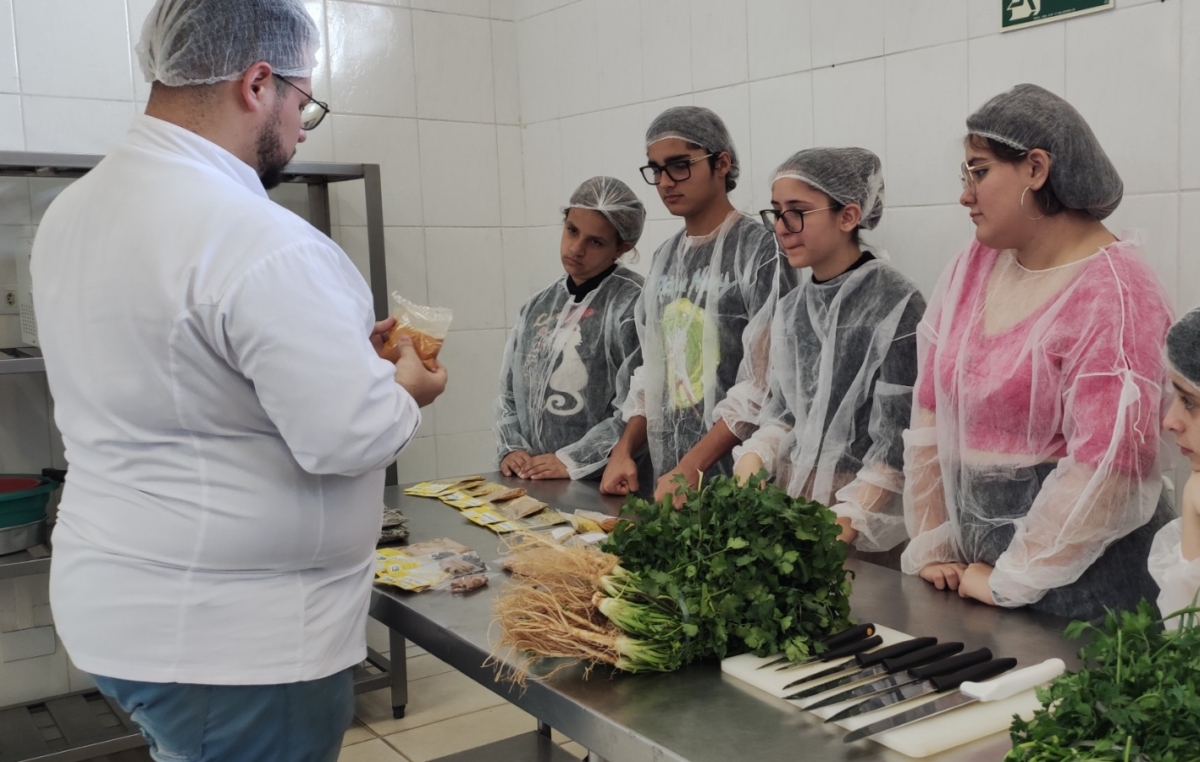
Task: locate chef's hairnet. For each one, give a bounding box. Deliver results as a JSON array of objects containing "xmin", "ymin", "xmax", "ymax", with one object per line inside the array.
[
  {"xmin": 772, "ymin": 147, "xmax": 885, "ymax": 231},
  {"xmin": 566, "ymin": 176, "xmax": 647, "ymax": 246},
  {"xmin": 137, "ymin": 0, "xmax": 320, "ymax": 87},
  {"xmin": 646, "ymin": 107, "xmax": 740, "ymax": 191},
  {"xmin": 1167, "ymin": 307, "xmax": 1200, "ymax": 392},
  {"xmin": 966, "ymin": 83, "xmax": 1123, "ymax": 220}
]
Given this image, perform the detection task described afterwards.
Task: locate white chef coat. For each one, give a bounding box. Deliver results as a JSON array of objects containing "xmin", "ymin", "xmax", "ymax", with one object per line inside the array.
[{"xmin": 32, "ymin": 115, "xmax": 420, "ymax": 685}]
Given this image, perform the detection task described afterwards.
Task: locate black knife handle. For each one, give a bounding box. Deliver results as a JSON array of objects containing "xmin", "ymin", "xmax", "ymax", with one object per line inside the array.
[
  {"xmin": 908, "ymin": 648, "xmax": 992, "ymax": 679},
  {"xmin": 856, "ymin": 636, "xmax": 938, "ymax": 667},
  {"xmin": 821, "ymin": 623, "xmax": 876, "ymax": 650},
  {"xmin": 818, "ymin": 634, "xmax": 883, "ymax": 662},
  {"xmin": 929, "ymin": 657, "xmax": 1018, "ymax": 692},
  {"xmin": 880, "ymin": 642, "xmax": 963, "ymax": 673}
]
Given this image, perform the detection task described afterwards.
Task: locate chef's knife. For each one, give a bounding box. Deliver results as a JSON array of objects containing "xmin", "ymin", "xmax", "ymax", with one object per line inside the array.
[
  {"xmin": 756, "ymin": 623, "xmax": 877, "ymax": 670},
  {"xmin": 820, "ymin": 648, "xmax": 993, "ymax": 721},
  {"xmin": 780, "ymin": 636, "xmax": 937, "ymax": 689},
  {"xmin": 841, "ymin": 657, "xmax": 1063, "ymax": 744},
  {"xmin": 786, "ymin": 642, "xmax": 964, "ymax": 701}
]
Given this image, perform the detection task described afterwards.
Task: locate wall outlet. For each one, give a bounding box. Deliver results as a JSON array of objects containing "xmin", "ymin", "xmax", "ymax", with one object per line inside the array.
[{"xmin": 0, "ymin": 284, "xmax": 17, "ymax": 315}]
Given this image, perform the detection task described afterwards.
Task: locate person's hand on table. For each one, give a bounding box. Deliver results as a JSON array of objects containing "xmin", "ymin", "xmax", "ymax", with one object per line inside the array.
[
  {"xmin": 500, "ymin": 450, "xmax": 532, "ymax": 478},
  {"xmin": 600, "ymin": 453, "xmax": 639, "ymax": 496},
  {"xmin": 957, "ymin": 563, "xmax": 997, "ymax": 605},
  {"xmin": 372, "ymin": 316, "xmax": 399, "ymax": 362},
  {"xmin": 919, "ymin": 562, "xmax": 969, "ymax": 591},
  {"xmin": 522, "ymin": 454, "xmax": 570, "ymax": 480},
  {"xmin": 654, "ymin": 463, "xmax": 701, "ymax": 510}
]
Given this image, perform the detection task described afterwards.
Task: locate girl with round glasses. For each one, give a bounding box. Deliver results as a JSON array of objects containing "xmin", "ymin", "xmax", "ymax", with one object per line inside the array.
[
  {"xmin": 903, "ymin": 84, "xmax": 1174, "ymax": 620},
  {"xmin": 726, "ymin": 147, "xmax": 925, "ymax": 567}
]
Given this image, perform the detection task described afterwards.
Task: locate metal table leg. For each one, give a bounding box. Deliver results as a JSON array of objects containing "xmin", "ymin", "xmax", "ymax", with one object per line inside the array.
[{"xmin": 389, "ymin": 626, "xmax": 408, "ymax": 719}]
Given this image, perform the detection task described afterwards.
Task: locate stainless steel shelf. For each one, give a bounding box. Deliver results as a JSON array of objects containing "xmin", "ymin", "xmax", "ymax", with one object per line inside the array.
[
  {"xmin": 0, "ymin": 347, "xmax": 44, "ymax": 375},
  {"xmin": 0, "ymin": 544, "xmax": 51, "ymax": 580},
  {"xmin": 0, "ymin": 151, "xmax": 371, "ymax": 185}
]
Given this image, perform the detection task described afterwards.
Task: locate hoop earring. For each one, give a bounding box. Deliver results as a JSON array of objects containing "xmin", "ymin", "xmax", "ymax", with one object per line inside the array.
[{"xmin": 1020, "ymin": 186, "xmax": 1045, "ymax": 221}]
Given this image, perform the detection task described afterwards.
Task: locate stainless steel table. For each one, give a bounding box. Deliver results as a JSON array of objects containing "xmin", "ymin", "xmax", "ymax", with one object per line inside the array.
[{"xmin": 370, "ymin": 475, "xmax": 1081, "ymax": 762}]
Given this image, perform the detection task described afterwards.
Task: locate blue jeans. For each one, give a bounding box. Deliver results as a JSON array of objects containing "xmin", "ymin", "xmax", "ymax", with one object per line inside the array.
[{"xmin": 92, "ymin": 668, "xmax": 355, "ymax": 762}]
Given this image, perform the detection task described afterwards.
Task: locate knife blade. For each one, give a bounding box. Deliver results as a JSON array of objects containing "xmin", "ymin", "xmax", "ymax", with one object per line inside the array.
[
  {"xmin": 773, "ymin": 633, "xmax": 884, "ymax": 673},
  {"xmin": 756, "ymin": 623, "xmax": 877, "ymax": 670},
  {"xmin": 842, "ymin": 658, "xmax": 1065, "ymax": 744},
  {"xmin": 780, "ymin": 636, "xmax": 938, "ymax": 689},
  {"xmin": 786, "ymin": 641, "xmax": 964, "ymax": 701},
  {"xmin": 821, "ymin": 648, "xmax": 993, "ymax": 721}
]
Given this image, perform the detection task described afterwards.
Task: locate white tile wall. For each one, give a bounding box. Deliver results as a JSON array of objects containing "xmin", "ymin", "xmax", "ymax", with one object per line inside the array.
[
  {"xmin": 689, "ymin": 0, "xmax": 748, "ymax": 92},
  {"xmin": 435, "ymin": 429, "xmax": 499, "ymax": 478},
  {"xmin": 884, "ymin": 42, "xmax": 970, "ymax": 207},
  {"xmin": 1105, "ymin": 194, "xmax": 1180, "ymax": 309},
  {"xmin": 418, "ymin": 120, "xmax": 501, "ymax": 227},
  {"xmin": 640, "ymin": 0, "xmax": 693, "ymax": 101},
  {"xmin": 413, "ymin": 0, "xmax": 491, "ymax": 17},
  {"xmin": 414, "ymin": 10, "xmax": 495, "ymax": 122},
  {"xmin": 1065, "ymin": 2, "xmax": 1180, "ymax": 195},
  {"xmin": 327, "ymin": 1, "xmax": 417, "ymax": 118},
  {"xmin": 521, "ymin": 118, "xmax": 564, "ymax": 226},
  {"xmin": 491, "ymin": 20, "xmax": 521, "ymax": 124},
  {"xmin": 23, "ymin": 97, "xmax": 135, "ymax": 154},
  {"xmin": 692, "ymin": 83, "xmax": 753, "ymax": 211},
  {"xmin": 424, "ymin": 227, "xmax": 507, "ymax": 331},
  {"xmin": 811, "ymin": 58, "xmax": 886, "ymax": 164},
  {"xmin": 515, "ymin": 7, "xmax": 558, "ymax": 123},
  {"xmin": 810, "ymin": 0, "xmax": 884, "ymax": 68},
  {"xmin": 1181, "ymin": 0, "xmax": 1200, "ymax": 191},
  {"xmin": 967, "ymin": 22, "xmax": 1065, "ymax": 112},
  {"xmin": 594, "ymin": 0, "xmax": 644, "ymax": 111},
  {"xmin": 0, "ymin": 0, "xmax": 18, "ymax": 94},
  {"xmin": 883, "ymin": 0, "xmax": 968, "ymax": 55},
  {"xmin": 496, "ymin": 124, "xmax": 527, "ymax": 226},
  {"xmin": 883, "ymin": 204, "xmax": 973, "ymax": 298},
  {"xmin": 431, "ymin": 328, "xmax": 508, "ymax": 435},
  {"xmin": 331, "ymin": 114, "xmax": 424, "ymax": 227},
  {"xmin": 553, "ymin": 0, "xmax": 600, "ymax": 119},
  {"xmin": 14, "ymin": 0, "xmax": 132, "ymax": 101},
  {"xmin": 1178, "ymin": 192, "xmax": 1200, "ymax": 314},
  {"xmin": 0, "ymin": 93, "xmax": 22, "ymax": 149},
  {"xmin": 747, "ymin": 0, "xmax": 810, "ymax": 81},
  {"xmin": 747, "ymin": 73, "xmax": 812, "ymax": 214}
]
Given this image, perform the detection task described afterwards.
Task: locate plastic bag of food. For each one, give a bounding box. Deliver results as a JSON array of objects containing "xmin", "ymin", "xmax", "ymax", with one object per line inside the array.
[{"xmin": 385, "ymin": 292, "xmax": 453, "ymax": 371}]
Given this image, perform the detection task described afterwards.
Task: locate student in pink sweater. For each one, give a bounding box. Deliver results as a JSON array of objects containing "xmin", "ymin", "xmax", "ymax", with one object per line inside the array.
[{"xmin": 901, "ymin": 84, "xmax": 1174, "ymax": 621}]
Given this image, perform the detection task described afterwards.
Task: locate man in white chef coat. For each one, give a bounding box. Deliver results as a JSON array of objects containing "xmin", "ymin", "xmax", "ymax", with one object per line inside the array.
[{"xmin": 29, "ymin": 2, "xmax": 445, "ymax": 759}]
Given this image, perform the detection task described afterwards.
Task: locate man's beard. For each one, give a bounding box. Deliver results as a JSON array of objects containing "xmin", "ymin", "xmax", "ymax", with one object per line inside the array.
[{"xmin": 256, "ymin": 105, "xmax": 293, "ymax": 191}]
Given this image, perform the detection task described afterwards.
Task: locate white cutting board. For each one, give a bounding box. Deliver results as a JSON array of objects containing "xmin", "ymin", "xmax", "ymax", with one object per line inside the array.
[{"xmin": 721, "ymin": 626, "xmax": 1045, "ymax": 758}]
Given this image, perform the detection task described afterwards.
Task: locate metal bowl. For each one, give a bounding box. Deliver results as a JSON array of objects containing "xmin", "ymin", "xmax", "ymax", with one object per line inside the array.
[{"xmin": 0, "ymin": 519, "xmax": 47, "ymax": 556}]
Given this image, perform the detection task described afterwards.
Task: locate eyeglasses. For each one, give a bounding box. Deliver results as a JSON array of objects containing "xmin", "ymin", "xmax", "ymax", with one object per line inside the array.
[
  {"xmin": 959, "ymin": 152, "xmax": 1031, "ymax": 191},
  {"xmin": 639, "ymin": 153, "xmax": 714, "ymax": 185},
  {"xmin": 759, "ymin": 206, "xmax": 836, "ymax": 234},
  {"xmin": 273, "ymin": 74, "xmax": 330, "ymax": 131}
]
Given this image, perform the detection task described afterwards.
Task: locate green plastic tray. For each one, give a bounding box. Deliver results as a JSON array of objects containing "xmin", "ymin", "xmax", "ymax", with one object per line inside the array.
[{"xmin": 0, "ymin": 475, "xmax": 61, "ymax": 529}]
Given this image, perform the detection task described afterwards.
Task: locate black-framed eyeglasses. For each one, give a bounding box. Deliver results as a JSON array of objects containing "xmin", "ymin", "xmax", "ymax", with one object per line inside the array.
[
  {"xmin": 639, "ymin": 153, "xmax": 714, "ymax": 185},
  {"xmin": 759, "ymin": 206, "xmax": 836, "ymax": 234},
  {"xmin": 273, "ymin": 74, "xmax": 330, "ymax": 131}
]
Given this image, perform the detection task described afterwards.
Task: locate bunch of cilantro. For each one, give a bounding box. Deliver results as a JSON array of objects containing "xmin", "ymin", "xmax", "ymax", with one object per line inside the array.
[
  {"xmin": 1006, "ymin": 601, "xmax": 1200, "ymax": 762},
  {"xmin": 601, "ymin": 473, "xmax": 854, "ymax": 666}
]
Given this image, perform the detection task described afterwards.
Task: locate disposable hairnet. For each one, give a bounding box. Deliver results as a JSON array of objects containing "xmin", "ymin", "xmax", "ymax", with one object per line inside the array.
[
  {"xmin": 645, "ymin": 107, "xmax": 740, "ymax": 191},
  {"xmin": 137, "ymin": 0, "xmax": 320, "ymax": 87},
  {"xmin": 495, "ymin": 266, "xmax": 644, "ymax": 480},
  {"xmin": 1148, "ymin": 519, "xmax": 1200, "ymax": 629},
  {"xmin": 727, "ymin": 260, "xmax": 924, "ymax": 553},
  {"xmin": 566, "ymin": 176, "xmax": 646, "ymax": 247},
  {"xmin": 1166, "ymin": 307, "xmax": 1200, "ymax": 392},
  {"xmin": 902, "ymin": 236, "xmax": 1172, "ymax": 621},
  {"xmin": 771, "ymin": 148, "xmax": 885, "ymax": 231},
  {"xmin": 966, "ymin": 83, "xmax": 1123, "ymax": 220},
  {"xmin": 621, "ymin": 212, "xmax": 796, "ymax": 479}
]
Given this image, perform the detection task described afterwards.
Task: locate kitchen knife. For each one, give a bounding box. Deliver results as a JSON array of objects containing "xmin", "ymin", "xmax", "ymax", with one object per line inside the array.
[
  {"xmin": 756, "ymin": 623, "xmax": 877, "ymax": 670},
  {"xmin": 786, "ymin": 642, "xmax": 964, "ymax": 701},
  {"xmin": 821, "ymin": 648, "xmax": 993, "ymax": 721},
  {"xmin": 780, "ymin": 636, "xmax": 937, "ymax": 689},
  {"xmin": 841, "ymin": 657, "xmax": 1063, "ymax": 744}
]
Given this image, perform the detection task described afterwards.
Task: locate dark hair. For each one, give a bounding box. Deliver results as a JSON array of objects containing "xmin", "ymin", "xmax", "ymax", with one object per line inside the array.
[
  {"xmin": 684, "ymin": 141, "xmax": 737, "ymax": 193},
  {"xmin": 966, "ymin": 134, "xmax": 1087, "ymax": 219}
]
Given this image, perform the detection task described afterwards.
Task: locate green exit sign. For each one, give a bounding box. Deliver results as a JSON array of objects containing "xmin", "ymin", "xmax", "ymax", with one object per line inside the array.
[{"xmin": 1002, "ymin": 0, "xmax": 1114, "ymax": 30}]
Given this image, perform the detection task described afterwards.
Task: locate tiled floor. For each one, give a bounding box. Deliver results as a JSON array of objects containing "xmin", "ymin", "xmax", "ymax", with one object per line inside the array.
[{"xmin": 88, "ymin": 642, "xmax": 587, "ymax": 762}]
